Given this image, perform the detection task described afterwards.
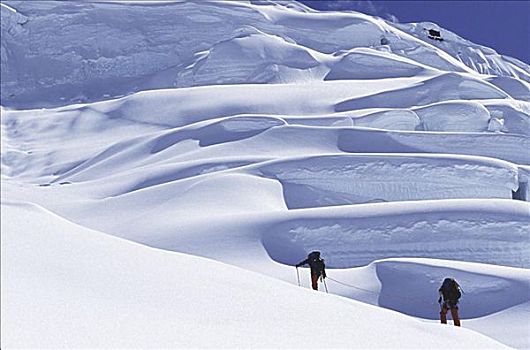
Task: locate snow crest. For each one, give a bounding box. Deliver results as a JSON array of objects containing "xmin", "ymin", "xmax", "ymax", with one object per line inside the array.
[{"xmin": 2, "ymin": 1, "xmax": 530, "ymax": 348}]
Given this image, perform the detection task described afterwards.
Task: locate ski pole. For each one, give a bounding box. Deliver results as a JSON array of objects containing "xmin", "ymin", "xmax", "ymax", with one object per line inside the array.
[
  {"xmin": 323, "ymin": 278, "xmax": 328, "ymax": 293},
  {"xmin": 296, "ymin": 267, "xmax": 300, "ymax": 287}
]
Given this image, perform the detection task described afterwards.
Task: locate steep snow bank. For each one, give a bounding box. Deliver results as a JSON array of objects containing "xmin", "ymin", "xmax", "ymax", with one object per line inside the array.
[
  {"xmin": 258, "ymin": 154, "xmax": 519, "ymax": 208},
  {"xmin": 337, "ymin": 128, "xmax": 530, "ymax": 165},
  {"xmin": 487, "ymin": 76, "xmax": 530, "ymax": 100},
  {"xmin": 264, "ymin": 199, "xmax": 530, "ymax": 268},
  {"xmin": 2, "ymin": 0, "xmax": 527, "ymax": 107},
  {"xmin": 177, "ymin": 31, "xmax": 328, "ymax": 86},
  {"xmin": 1, "ymin": 2, "xmax": 529, "ymax": 348},
  {"xmin": 2, "ymin": 201, "xmax": 508, "ymax": 348},
  {"xmin": 324, "ymin": 258, "xmax": 530, "ymax": 349},
  {"xmin": 414, "ymin": 101, "xmax": 491, "ymax": 132},
  {"xmin": 336, "ymin": 73, "xmax": 508, "ymax": 112},
  {"xmin": 393, "ymin": 21, "xmax": 530, "ymax": 83},
  {"xmin": 324, "ymin": 47, "xmax": 428, "ymax": 80},
  {"xmin": 482, "ymin": 101, "xmax": 530, "ymax": 136}
]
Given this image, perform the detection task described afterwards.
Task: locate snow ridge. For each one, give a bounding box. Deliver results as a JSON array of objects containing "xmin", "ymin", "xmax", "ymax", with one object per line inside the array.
[
  {"xmin": 1, "ymin": 0, "xmax": 529, "ymax": 107},
  {"xmin": 1, "ymin": 1, "xmax": 530, "ymax": 348}
]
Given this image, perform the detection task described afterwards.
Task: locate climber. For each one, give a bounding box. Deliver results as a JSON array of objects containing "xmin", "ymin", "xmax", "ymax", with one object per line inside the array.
[
  {"xmin": 296, "ymin": 251, "xmax": 326, "ymax": 290},
  {"xmin": 438, "ymin": 277, "xmax": 462, "ymax": 326}
]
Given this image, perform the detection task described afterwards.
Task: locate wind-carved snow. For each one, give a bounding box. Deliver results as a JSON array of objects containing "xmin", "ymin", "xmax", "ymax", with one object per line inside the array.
[
  {"xmin": 1, "ymin": 0, "xmax": 530, "ymax": 348},
  {"xmin": 261, "ymin": 200, "xmax": 530, "ymax": 268},
  {"xmin": 177, "ymin": 31, "xmax": 328, "ymax": 86},
  {"xmin": 269, "ymin": 216, "xmax": 530, "ymax": 268},
  {"xmin": 394, "ymin": 21, "xmax": 530, "ymax": 83},
  {"xmin": 414, "ymin": 101, "xmax": 491, "ymax": 132},
  {"xmin": 335, "ymin": 72, "xmax": 509, "ymax": 112},
  {"xmin": 324, "ymin": 47, "xmax": 429, "ymax": 80},
  {"xmin": 258, "ymin": 154, "xmax": 519, "ymax": 208},
  {"xmin": 2, "ymin": 202, "xmax": 515, "ymax": 349},
  {"xmin": 1, "ymin": 0, "xmax": 529, "ymax": 107},
  {"xmin": 487, "ymin": 76, "xmax": 530, "ymax": 100},
  {"xmin": 350, "ymin": 109, "xmax": 422, "ymax": 130}
]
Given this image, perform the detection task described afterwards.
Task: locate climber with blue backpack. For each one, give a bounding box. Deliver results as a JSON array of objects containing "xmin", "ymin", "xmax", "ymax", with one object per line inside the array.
[
  {"xmin": 438, "ymin": 277, "xmax": 462, "ymax": 326},
  {"xmin": 296, "ymin": 251, "xmax": 327, "ymax": 291}
]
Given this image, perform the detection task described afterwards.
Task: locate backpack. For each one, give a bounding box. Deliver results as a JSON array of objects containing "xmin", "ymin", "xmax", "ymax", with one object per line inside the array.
[
  {"xmin": 440, "ymin": 278, "xmax": 461, "ymax": 301},
  {"xmin": 307, "ymin": 251, "xmax": 324, "ymax": 274},
  {"xmin": 308, "ymin": 251, "xmax": 320, "ymax": 260}
]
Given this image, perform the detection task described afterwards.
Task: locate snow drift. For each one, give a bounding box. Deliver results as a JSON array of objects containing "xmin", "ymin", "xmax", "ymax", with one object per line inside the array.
[
  {"xmin": 1, "ymin": 0, "xmax": 529, "ymax": 348},
  {"xmin": 2, "ymin": 0, "xmax": 529, "ymax": 107},
  {"xmin": 2, "ymin": 201, "xmax": 510, "ymax": 349}
]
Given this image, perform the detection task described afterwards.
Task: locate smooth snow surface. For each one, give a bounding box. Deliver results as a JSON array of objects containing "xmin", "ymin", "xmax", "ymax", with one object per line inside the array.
[
  {"xmin": 1, "ymin": 0, "xmax": 529, "ymax": 348},
  {"xmin": 1, "ymin": 202, "xmax": 512, "ymax": 349}
]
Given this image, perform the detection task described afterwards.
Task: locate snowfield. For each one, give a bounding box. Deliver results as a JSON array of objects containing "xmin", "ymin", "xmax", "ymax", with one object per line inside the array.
[
  {"xmin": 1, "ymin": 0, "xmax": 529, "ymax": 348},
  {"xmin": 2, "ymin": 201, "xmax": 514, "ymax": 349}
]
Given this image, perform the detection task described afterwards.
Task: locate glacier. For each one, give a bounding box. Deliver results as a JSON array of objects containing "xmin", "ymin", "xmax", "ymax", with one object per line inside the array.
[{"xmin": 1, "ymin": 0, "xmax": 529, "ymax": 348}]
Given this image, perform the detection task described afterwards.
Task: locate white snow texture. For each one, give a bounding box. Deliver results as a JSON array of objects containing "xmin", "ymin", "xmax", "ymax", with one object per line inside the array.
[{"xmin": 1, "ymin": 0, "xmax": 529, "ymax": 349}]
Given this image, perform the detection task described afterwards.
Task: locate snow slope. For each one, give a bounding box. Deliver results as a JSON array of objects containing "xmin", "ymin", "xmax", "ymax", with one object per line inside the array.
[
  {"xmin": 2, "ymin": 201, "xmax": 511, "ymax": 349},
  {"xmin": 2, "ymin": 0, "xmax": 529, "ymax": 107},
  {"xmin": 394, "ymin": 21, "xmax": 530, "ymax": 83},
  {"xmin": 1, "ymin": 0, "xmax": 530, "ymax": 348}
]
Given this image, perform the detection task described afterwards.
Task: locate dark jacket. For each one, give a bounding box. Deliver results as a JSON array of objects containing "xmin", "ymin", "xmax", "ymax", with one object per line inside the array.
[{"xmin": 296, "ymin": 256, "xmax": 326, "ymax": 277}]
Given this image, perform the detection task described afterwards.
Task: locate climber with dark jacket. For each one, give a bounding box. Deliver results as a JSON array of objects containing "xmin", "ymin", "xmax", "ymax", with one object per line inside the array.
[
  {"xmin": 438, "ymin": 277, "xmax": 462, "ymax": 327},
  {"xmin": 296, "ymin": 251, "xmax": 326, "ymax": 290}
]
